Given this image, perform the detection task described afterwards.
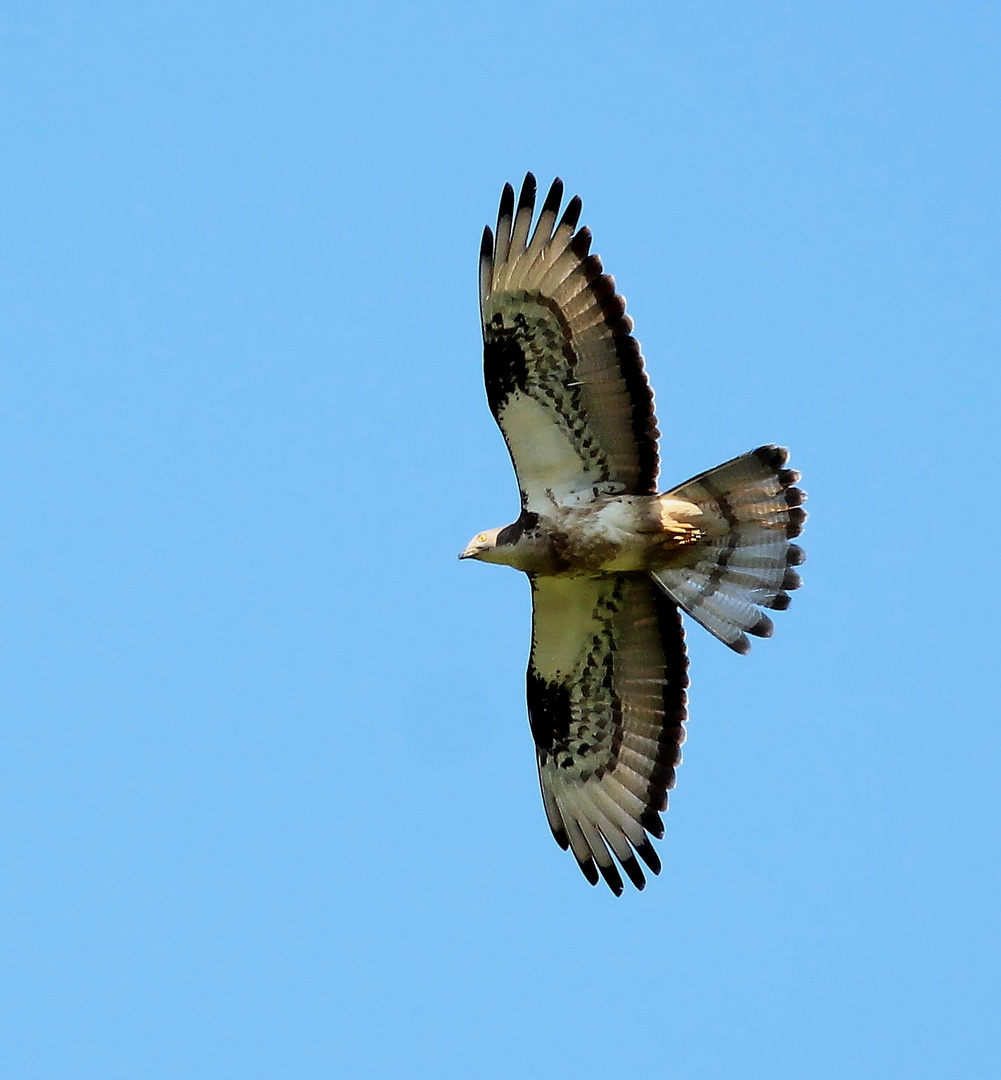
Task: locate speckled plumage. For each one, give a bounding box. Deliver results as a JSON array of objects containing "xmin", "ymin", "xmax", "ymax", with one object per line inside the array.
[{"xmin": 461, "ymin": 176, "xmax": 807, "ymax": 894}]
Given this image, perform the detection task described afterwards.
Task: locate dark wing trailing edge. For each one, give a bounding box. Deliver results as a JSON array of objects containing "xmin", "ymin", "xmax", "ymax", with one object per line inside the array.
[
  {"xmin": 480, "ymin": 174, "xmax": 660, "ymax": 511},
  {"xmin": 528, "ymin": 574, "xmax": 689, "ymax": 894}
]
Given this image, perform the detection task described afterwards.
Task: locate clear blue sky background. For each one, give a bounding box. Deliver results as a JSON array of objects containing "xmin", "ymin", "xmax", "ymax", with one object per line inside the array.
[{"xmin": 3, "ymin": 2, "xmax": 999, "ymax": 1077}]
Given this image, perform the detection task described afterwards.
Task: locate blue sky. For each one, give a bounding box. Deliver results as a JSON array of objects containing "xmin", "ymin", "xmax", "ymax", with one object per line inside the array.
[{"xmin": 3, "ymin": 2, "xmax": 999, "ymax": 1076}]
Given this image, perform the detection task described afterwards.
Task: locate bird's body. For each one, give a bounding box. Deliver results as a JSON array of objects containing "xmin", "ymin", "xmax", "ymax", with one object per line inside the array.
[
  {"xmin": 464, "ymin": 494, "xmax": 706, "ymax": 576},
  {"xmin": 462, "ymin": 175, "xmax": 806, "ymax": 894}
]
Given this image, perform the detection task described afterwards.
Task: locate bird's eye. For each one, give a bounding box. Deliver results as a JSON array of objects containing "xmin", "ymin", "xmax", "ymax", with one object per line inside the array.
[{"xmin": 478, "ymin": 533, "xmax": 488, "ymax": 543}]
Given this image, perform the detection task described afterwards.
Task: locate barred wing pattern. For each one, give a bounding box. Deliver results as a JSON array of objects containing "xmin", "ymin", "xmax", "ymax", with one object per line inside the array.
[
  {"xmin": 528, "ymin": 574, "xmax": 689, "ymax": 894},
  {"xmin": 480, "ymin": 174, "xmax": 659, "ymax": 511},
  {"xmin": 469, "ymin": 176, "xmax": 807, "ymax": 896}
]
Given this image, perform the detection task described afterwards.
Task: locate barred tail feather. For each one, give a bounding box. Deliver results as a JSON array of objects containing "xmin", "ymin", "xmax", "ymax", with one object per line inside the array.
[{"xmin": 651, "ymin": 446, "xmax": 806, "ymax": 654}]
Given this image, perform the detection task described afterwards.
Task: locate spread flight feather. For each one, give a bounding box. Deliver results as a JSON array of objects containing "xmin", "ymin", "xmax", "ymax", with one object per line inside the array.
[{"xmin": 461, "ymin": 175, "xmax": 806, "ymax": 894}]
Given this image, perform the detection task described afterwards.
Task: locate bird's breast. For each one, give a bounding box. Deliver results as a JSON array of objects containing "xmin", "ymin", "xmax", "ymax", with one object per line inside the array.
[{"xmin": 539, "ymin": 496, "xmax": 704, "ymax": 576}]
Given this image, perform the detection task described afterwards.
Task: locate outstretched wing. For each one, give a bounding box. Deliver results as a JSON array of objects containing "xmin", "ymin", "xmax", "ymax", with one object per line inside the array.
[
  {"xmin": 481, "ymin": 174, "xmax": 660, "ymax": 512},
  {"xmin": 528, "ymin": 573, "xmax": 689, "ymax": 894}
]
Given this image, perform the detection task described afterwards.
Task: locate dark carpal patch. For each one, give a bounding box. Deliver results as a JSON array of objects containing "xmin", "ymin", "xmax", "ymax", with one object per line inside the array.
[
  {"xmin": 483, "ymin": 319, "xmax": 531, "ymax": 415},
  {"xmin": 527, "ymin": 578, "xmax": 628, "ymax": 774},
  {"xmin": 484, "ymin": 300, "xmax": 620, "ymax": 498},
  {"xmin": 526, "ymin": 670, "xmax": 572, "ymax": 757}
]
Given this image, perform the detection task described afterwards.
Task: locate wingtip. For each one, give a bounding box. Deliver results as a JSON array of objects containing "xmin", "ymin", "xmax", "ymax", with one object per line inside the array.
[
  {"xmin": 497, "ymin": 182, "xmax": 515, "ymax": 223},
  {"xmin": 640, "ymin": 807, "xmax": 665, "ymax": 840},
  {"xmin": 597, "ymin": 860, "xmax": 625, "ymax": 896},
  {"xmin": 517, "ymin": 173, "xmax": 537, "ymax": 213},
  {"xmin": 578, "ymin": 857, "xmax": 600, "ymax": 887},
  {"xmin": 620, "ymin": 855, "xmax": 647, "ymax": 891},
  {"xmin": 635, "ymin": 838, "xmax": 662, "ymax": 876},
  {"xmin": 540, "ymin": 176, "xmax": 564, "ymax": 217},
  {"xmin": 570, "ymin": 225, "xmax": 593, "ymax": 258},
  {"xmin": 558, "ymin": 193, "xmax": 583, "ymax": 232}
]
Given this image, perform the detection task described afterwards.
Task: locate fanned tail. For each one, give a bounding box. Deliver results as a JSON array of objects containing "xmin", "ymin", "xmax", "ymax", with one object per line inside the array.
[{"xmin": 651, "ymin": 446, "xmax": 806, "ymax": 654}]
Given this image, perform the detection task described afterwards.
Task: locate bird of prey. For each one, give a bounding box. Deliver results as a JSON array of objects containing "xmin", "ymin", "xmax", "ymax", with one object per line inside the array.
[{"xmin": 461, "ymin": 175, "xmax": 806, "ymax": 895}]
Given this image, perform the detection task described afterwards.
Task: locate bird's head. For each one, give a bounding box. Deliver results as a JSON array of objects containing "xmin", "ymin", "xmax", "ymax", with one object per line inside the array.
[
  {"xmin": 460, "ymin": 513, "xmax": 544, "ymax": 569},
  {"xmin": 459, "ymin": 527, "xmax": 506, "ymax": 563}
]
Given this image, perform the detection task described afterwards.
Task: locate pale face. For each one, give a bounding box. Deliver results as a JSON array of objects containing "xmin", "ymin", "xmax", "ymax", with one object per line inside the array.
[{"xmin": 458, "ymin": 527, "xmax": 503, "ymax": 562}]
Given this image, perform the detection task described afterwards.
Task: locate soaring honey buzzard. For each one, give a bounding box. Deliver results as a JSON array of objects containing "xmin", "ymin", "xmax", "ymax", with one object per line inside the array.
[{"xmin": 461, "ymin": 175, "xmax": 806, "ymax": 894}]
